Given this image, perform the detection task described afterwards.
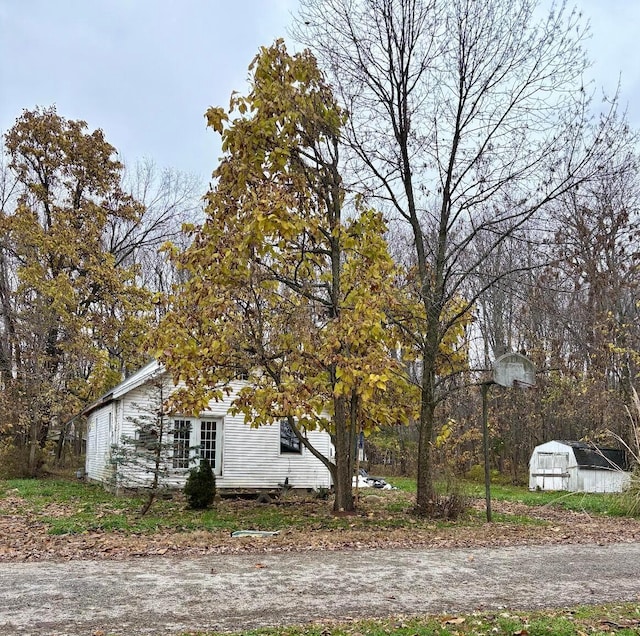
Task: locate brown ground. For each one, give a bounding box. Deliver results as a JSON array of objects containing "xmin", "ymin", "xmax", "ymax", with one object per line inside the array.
[{"xmin": 2, "ymin": 495, "xmax": 640, "ymax": 563}]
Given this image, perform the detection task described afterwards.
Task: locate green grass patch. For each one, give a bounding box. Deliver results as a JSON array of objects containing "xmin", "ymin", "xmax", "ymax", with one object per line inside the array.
[
  {"xmin": 1, "ymin": 478, "xmax": 126, "ymax": 507},
  {"xmin": 386, "ymin": 476, "xmax": 417, "ymax": 493},
  {"xmin": 1, "ymin": 475, "xmax": 636, "ymax": 537},
  {"xmin": 366, "ymin": 473, "xmax": 638, "ymax": 519},
  {"xmin": 465, "ymin": 481, "xmax": 627, "ymax": 515},
  {"xmin": 1, "ymin": 477, "xmax": 455, "ymax": 536},
  {"xmin": 179, "ymin": 603, "xmax": 640, "ymax": 636},
  {"xmin": 388, "ymin": 474, "xmax": 634, "ymax": 517}
]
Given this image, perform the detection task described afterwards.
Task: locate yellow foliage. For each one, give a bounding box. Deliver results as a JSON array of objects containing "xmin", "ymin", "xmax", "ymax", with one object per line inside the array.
[
  {"xmin": 153, "ymin": 42, "xmax": 416, "ymax": 441},
  {"xmin": 2, "ymin": 106, "xmax": 155, "ymax": 457}
]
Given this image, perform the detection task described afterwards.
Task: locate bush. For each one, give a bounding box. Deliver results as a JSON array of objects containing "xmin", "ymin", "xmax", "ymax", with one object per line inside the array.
[
  {"xmin": 465, "ymin": 463, "xmax": 502, "ymax": 484},
  {"xmin": 183, "ymin": 459, "xmax": 216, "ymax": 509},
  {"xmin": 0, "ymin": 440, "xmax": 37, "ymax": 479},
  {"xmin": 433, "ymin": 476, "xmax": 470, "ymax": 520}
]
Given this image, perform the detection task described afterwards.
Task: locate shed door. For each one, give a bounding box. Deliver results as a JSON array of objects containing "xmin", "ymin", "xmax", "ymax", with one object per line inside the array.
[{"xmin": 533, "ymin": 451, "xmax": 569, "ymax": 490}]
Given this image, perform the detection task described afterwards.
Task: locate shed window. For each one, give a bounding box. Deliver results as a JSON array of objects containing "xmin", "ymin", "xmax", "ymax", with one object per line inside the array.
[
  {"xmin": 280, "ymin": 419, "xmax": 302, "ymax": 454},
  {"xmin": 538, "ymin": 452, "xmax": 568, "ymax": 470}
]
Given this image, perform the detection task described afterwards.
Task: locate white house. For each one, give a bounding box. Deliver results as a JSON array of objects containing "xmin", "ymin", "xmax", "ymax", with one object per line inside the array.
[
  {"xmin": 83, "ymin": 360, "xmax": 333, "ymax": 491},
  {"xmin": 529, "ymin": 440, "xmax": 632, "ymax": 493}
]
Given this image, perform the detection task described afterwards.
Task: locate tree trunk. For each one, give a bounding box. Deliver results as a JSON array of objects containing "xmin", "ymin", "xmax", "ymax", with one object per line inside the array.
[
  {"xmin": 414, "ymin": 362, "xmax": 437, "ymax": 516},
  {"xmin": 332, "ymin": 395, "xmax": 355, "ymax": 512},
  {"xmin": 27, "ymin": 419, "xmax": 42, "ymax": 477}
]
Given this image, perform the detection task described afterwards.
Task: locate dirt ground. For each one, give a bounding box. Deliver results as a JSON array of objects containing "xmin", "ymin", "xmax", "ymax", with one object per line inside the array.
[
  {"xmin": 2, "ymin": 498, "xmax": 640, "ymax": 635},
  {"xmin": 1, "ymin": 542, "xmax": 640, "ymax": 635}
]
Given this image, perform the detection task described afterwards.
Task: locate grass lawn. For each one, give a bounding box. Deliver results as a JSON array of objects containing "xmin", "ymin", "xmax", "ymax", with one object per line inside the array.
[
  {"xmin": 0, "ymin": 474, "xmax": 636, "ymax": 537},
  {"xmin": 180, "ymin": 604, "xmax": 640, "ymax": 636},
  {"xmin": 463, "ymin": 481, "xmax": 635, "ymax": 516},
  {"xmin": 1, "ymin": 476, "xmax": 442, "ymax": 536},
  {"xmin": 370, "ymin": 474, "xmax": 634, "ymax": 515},
  {"xmin": 1, "ymin": 478, "xmax": 370, "ymax": 535}
]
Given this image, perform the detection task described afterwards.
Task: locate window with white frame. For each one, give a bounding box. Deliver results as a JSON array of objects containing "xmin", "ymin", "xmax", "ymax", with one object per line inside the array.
[
  {"xmin": 172, "ymin": 419, "xmax": 192, "ymax": 469},
  {"xmin": 171, "ymin": 417, "xmax": 222, "ymax": 474},
  {"xmin": 199, "ymin": 419, "xmax": 218, "ymax": 467}
]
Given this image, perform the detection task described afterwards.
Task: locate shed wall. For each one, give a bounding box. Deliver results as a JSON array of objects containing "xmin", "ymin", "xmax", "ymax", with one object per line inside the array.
[{"xmin": 568, "ymin": 466, "xmax": 631, "ymax": 493}]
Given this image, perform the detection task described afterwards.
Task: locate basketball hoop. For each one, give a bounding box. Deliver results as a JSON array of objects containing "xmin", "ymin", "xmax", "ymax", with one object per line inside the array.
[
  {"xmin": 481, "ymin": 351, "xmax": 535, "ymax": 523},
  {"xmin": 493, "ymin": 352, "xmax": 535, "ymax": 389}
]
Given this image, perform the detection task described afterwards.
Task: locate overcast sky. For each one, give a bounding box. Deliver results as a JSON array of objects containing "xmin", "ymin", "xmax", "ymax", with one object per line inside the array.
[{"xmin": 1, "ymin": 0, "xmax": 639, "ymax": 184}]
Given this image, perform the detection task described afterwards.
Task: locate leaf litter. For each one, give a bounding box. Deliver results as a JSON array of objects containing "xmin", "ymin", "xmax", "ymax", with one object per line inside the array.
[{"xmin": 1, "ymin": 491, "xmax": 640, "ymax": 563}]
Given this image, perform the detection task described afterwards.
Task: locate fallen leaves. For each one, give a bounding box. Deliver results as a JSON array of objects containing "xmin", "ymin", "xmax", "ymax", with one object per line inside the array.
[
  {"xmin": 441, "ymin": 616, "xmax": 465, "ymax": 626},
  {"xmin": 1, "ymin": 492, "xmax": 640, "ymax": 563}
]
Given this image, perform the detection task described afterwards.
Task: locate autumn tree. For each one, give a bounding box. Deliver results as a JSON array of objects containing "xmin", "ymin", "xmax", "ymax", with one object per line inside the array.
[
  {"xmin": 294, "ymin": 0, "xmax": 629, "ymax": 514},
  {"xmin": 1, "ymin": 107, "xmax": 154, "ymax": 475},
  {"xmin": 154, "ymin": 41, "xmax": 416, "ymax": 511}
]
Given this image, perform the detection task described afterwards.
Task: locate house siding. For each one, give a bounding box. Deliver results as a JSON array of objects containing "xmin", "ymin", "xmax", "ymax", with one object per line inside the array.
[
  {"xmin": 115, "ymin": 379, "xmax": 181, "ymax": 488},
  {"xmin": 216, "ymin": 411, "xmax": 332, "ymax": 490},
  {"xmin": 86, "ymin": 373, "xmax": 332, "ymax": 491},
  {"xmin": 86, "ymin": 403, "xmax": 115, "ymax": 484}
]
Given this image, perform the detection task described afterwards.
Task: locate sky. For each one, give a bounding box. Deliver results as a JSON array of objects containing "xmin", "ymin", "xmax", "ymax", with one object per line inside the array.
[
  {"xmin": 0, "ymin": 0, "xmax": 296, "ymax": 183},
  {"xmin": 1, "ymin": 0, "xmax": 639, "ymax": 184}
]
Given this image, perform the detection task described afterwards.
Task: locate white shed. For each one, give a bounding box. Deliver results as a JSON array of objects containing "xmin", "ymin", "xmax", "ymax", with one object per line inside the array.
[
  {"xmin": 529, "ymin": 440, "xmax": 632, "ymax": 493},
  {"xmin": 83, "ymin": 361, "xmax": 333, "ymax": 492}
]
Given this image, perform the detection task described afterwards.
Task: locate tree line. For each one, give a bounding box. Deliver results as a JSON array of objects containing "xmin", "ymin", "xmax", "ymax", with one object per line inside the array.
[
  {"xmin": 0, "ymin": 106, "xmax": 201, "ymax": 476},
  {"xmin": 1, "ymin": 0, "xmax": 639, "ymax": 517}
]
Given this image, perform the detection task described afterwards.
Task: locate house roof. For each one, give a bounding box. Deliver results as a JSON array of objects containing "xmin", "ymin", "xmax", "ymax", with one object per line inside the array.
[
  {"xmin": 79, "ymin": 359, "xmax": 163, "ymax": 417},
  {"xmin": 560, "ymin": 440, "xmax": 631, "ymax": 472}
]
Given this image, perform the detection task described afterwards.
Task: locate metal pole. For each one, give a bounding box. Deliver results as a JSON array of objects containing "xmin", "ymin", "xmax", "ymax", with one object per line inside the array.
[
  {"xmin": 355, "ymin": 429, "xmax": 361, "ymax": 507},
  {"xmin": 482, "ymin": 381, "xmax": 492, "ymax": 522}
]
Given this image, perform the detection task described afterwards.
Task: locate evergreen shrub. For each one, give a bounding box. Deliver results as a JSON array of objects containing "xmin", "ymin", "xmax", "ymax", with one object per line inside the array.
[{"xmin": 184, "ymin": 459, "xmax": 216, "ymax": 509}]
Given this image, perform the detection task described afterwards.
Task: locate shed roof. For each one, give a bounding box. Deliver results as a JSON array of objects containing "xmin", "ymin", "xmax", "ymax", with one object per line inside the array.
[{"xmin": 561, "ymin": 441, "xmax": 631, "ymax": 472}]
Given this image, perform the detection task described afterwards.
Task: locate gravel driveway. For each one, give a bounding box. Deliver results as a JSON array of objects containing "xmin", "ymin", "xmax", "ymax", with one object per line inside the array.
[{"xmin": 1, "ymin": 542, "xmax": 640, "ymax": 635}]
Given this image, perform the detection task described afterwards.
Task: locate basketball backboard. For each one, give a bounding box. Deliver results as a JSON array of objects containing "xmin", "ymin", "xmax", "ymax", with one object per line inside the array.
[{"xmin": 493, "ymin": 352, "xmax": 536, "ymax": 388}]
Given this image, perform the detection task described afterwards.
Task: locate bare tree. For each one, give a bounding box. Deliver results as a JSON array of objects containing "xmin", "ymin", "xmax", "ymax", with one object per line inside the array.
[
  {"xmin": 116, "ymin": 158, "xmax": 203, "ymax": 297},
  {"xmin": 294, "ymin": 0, "xmax": 630, "ymax": 514},
  {"xmin": 0, "ymin": 147, "xmax": 19, "ymax": 390}
]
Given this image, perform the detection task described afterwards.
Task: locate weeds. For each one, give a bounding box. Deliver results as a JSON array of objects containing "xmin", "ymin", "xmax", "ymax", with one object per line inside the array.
[
  {"xmin": 432, "ymin": 477, "xmax": 470, "ymax": 520},
  {"xmin": 180, "ymin": 603, "xmax": 640, "ymax": 636},
  {"xmin": 602, "ymin": 385, "xmax": 640, "ymax": 517}
]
